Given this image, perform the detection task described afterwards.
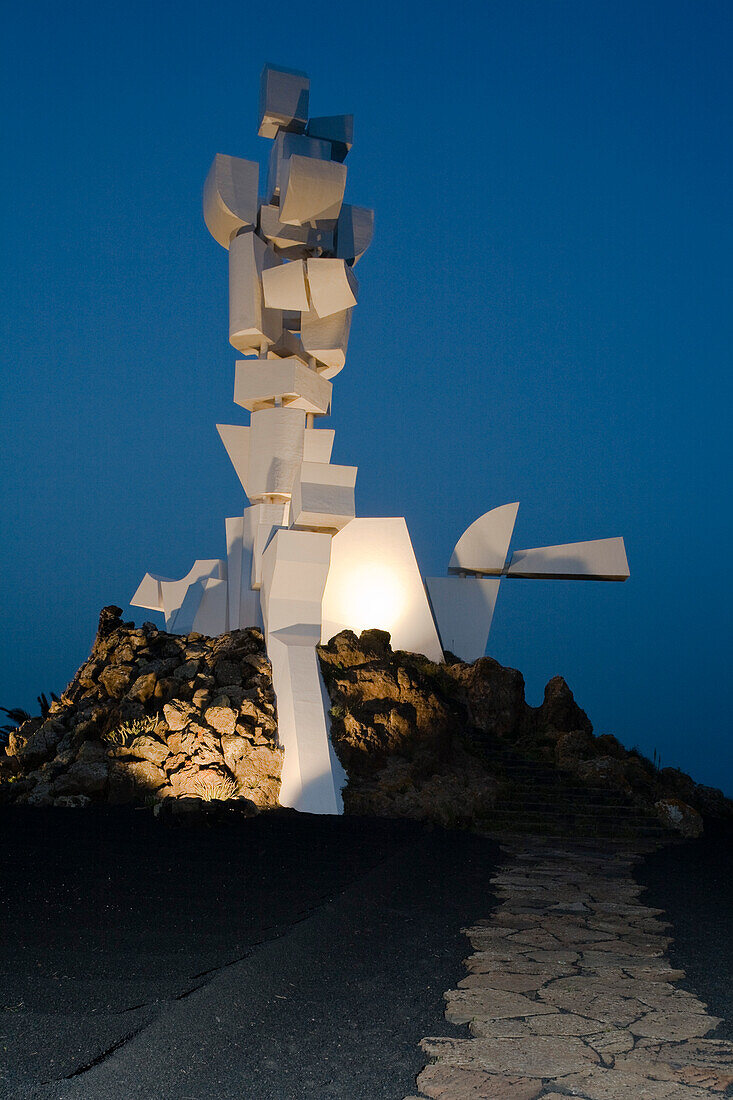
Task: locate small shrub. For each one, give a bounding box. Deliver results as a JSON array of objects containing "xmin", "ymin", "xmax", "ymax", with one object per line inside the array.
[
  {"xmin": 103, "ymin": 715, "xmax": 158, "ymax": 747},
  {"xmin": 193, "ymin": 775, "xmax": 238, "ymax": 801}
]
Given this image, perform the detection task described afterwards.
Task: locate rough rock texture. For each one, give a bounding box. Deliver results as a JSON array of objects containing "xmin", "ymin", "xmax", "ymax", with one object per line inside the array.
[
  {"xmin": 0, "ymin": 607, "xmax": 281, "ymax": 810},
  {"xmin": 1, "ymin": 613, "xmax": 731, "ymax": 834},
  {"xmin": 317, "ymin": 630, "xmax": 733, "ymax": 833}
]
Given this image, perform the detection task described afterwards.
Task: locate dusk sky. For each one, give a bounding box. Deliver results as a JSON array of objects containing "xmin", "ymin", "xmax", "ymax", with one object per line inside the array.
[{"xmin": 2, "ymin": 0, "xmax": 731, "ymax": 793}]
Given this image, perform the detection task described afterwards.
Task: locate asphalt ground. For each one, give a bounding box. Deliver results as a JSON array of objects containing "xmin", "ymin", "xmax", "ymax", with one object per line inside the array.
[
  {"xmin": 636, "ymin": 818, "xmax": 733, "ymax": 1042},
  {"xmin": 0, "ymin": 806, "xmax": 502, "ymax": 1099}
]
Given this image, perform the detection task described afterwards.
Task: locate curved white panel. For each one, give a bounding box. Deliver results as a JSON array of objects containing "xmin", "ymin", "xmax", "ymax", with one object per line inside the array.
[{"xmin": 449, "ymin": 502, "xmax": 520, "ymax": 575}]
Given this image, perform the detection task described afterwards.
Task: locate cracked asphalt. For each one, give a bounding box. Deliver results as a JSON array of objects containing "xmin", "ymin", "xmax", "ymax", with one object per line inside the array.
[{"xmin": 0, "ymin": 807, "xmax": 501, "ymax": 1099}]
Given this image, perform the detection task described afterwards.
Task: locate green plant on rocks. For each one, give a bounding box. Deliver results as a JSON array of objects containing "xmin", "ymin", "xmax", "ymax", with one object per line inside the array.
[
  {"xmin": 103, "ymin": 715, "xmax": 159, "ymax": 747},
  {"xmin": 192, "ymin": 775, "xmax": 238, "ymax": 802}
]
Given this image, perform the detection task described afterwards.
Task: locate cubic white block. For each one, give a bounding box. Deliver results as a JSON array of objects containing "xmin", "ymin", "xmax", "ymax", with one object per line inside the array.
[
  {"xmin": 259, "ymin": 204, "xmax": 334, "ymax": 255},
  {"xmin": 335, "ymin": 203, "xmax": 374, "ymax": 265},
  {"xmin": 306, "ymin": 258, "xmax": 358, "ymax": 318},
  {"xmin": 260, "ymin": 528, "xmax": 333, "ymax": 638},
  {"xmin": 506, "ymin": 537, "xmax": 630, "ymax": 581},
  {"xmin": 247, "ymin": 406, "xmax": 306, "ymax": 500},
  {"xmin": 449, "ymin": 502, "xmax": 520, "ymax": 575},
  {"xmin": 279, "ymin": 155, "xmax": 347, "ymax": 227},
  {"xmin": 203, "ymin": 155, "xmax": 259, "ymax": 248},
  {"xmin": 303, "ymin": 427, "xmax": 335, "ymax": 463},
  {"xmin": 290, "ymin": 461, "xmax": 357, "ymax": 531},
  {"xmin": 267, "ymin": 132, "xmax": 332, "ymax": 202},
  {"xmin": 301, "ymin": 306, "xmax": 352, "ymax": 377},
  {"xmin": 258, "ymin": 64, "xmax": 309, "ymax": 139},
  {"xmin": 229, "ymin": 231, "xmax": 282, "ymax": 352},
  {"xmin": 233, "ymin": 357, "xmax": 331, "ymax": 415},
  {"xmin": 426, "ymin": 577, "xmax": 502, "ymax": 663},
  {"xmin": 306, "ymin": 114, "xmax": 354, "ymax": 161},
  {"xmin": 261, "ymin": 260, "xmax": 309, "ymax": 311},
  {"xmin": 217, "ymin": 424, "xmax": 250, "ymax": 494},
  {"xmin": 321, "ymin": 517, "xmax": 443, "ymax": 663}
]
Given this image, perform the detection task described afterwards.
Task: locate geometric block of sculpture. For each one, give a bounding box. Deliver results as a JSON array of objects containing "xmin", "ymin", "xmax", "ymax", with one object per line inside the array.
[
  {"xmin": 267, "ymin": 132, "xmax": 332, "ymax": 202},
  {"xmin": 228, "ymin": 231, "xmax": 282, "ymax": 352},
  {"xmin": 279, "ymin": 155, "xmax": 347, "ymax": 227},
  {"xmin": 131, "ymin": 559, "xmax": 226, "ymax": 629},
  {"xmin": 300, "ymin": 306, "xmax": 352, "ymax": 377},
  {"xmin": 306, "ymin": 114, "xmax": 354, "ymax": 162},
  {"xmin": 216, "ymin": 424, "xmax": 251, "ymax": 494},
  {"xmin": 247, "ymin": 406, "xmax": 306, "ymax": 500},
  {"xmin": 261, "ymin": 259, "xmax": 310, "ymax": 311},
  {"xmin": 203, "ymin": 154, "xmax": 259, "ymax": 248},
  {"xmin": 449, "ymin": 502, "xmax": 520, "ymax": 575},
  {"xmin": 425, "ymin": 576, "xmax": 502, "ymax": 663},
  {"xmin": 335, "ymin": 203, "xmax": 375, "ymax": 265},
  {"xmin": 303, "ymin": 426, "xmax": 335, "ymax": 463},
  {"xmin": 321, "ymin": 517, "xmax": 444, "ymax": 662},
  {"xmin": 258, "ymin": 63, "xmax": 310, "ymax": 139},
  {"xmin": 259, "ymin": 203, "xmax": 334, "ymax": 256},
  {"xmin": 506, "ymin": 536, "xmax": 630, "ymax": 581},
  {"xmin": 290, "ymin": 461, "xmax": 357, "ymax": 531},
  {"xmin": 233, "ymin": 357, "xmax": 332, "ymax": 415},
  {"xmin": 305, "ymin": 258, "xmax": 358, "ymax": 318}
]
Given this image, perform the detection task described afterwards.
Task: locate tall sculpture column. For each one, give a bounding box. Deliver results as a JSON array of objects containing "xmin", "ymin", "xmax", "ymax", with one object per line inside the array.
[{"xmin": 131, "ymin": 63, "xmax": 629, "ymax": 815}]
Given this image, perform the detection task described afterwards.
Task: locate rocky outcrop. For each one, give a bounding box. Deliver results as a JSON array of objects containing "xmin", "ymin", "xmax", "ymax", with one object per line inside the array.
[
  {"xmin": 2, "ymin": 613, "xmax": 730, "ymax": 836},
  {"xmin": 317, "ymin": 630, "xmax": 733, "ymax": 833},
  {"xmin": 0, "ymin": 607, "xmax": 281, "ymax": 810}
]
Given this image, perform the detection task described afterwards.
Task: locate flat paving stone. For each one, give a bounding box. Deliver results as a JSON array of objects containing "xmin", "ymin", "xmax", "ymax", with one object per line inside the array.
[{"xmin": 405, "ymin": 839, "xmax": 733, "ymax": 1100}]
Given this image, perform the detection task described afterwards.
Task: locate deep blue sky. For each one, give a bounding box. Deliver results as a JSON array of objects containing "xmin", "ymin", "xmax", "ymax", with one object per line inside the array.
[{"xmin": 2, "ymin": 1, "xmax": 731, "ymax": 793}]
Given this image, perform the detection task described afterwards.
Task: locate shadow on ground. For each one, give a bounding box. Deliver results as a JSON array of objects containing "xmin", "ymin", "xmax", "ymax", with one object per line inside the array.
[
  {"xmin": 0, "ymin": 806, "xmax": 501, "ymax": 1099},
  {"xmin": 637, "ymin": 818, "xmax": 733, "ymax": 1041}
]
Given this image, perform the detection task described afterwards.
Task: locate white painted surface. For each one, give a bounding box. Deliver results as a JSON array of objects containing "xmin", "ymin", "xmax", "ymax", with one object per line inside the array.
[
  {"xmin": 247, "ymin": 406, "xmax": 305, "ymax": 500},
  {"xmin": 216, "ymin": 424, "xmax": 250, "ymax": 494},
  {"xmin": 233, "ymin": 357, "xmax": 331, "ymax": 415},
  {"xmin": 449, "ymin": 502, "xmax": 520, "ymax": 575},
  {"xmin": 261, "ymin": 259, "xmax": 310, "ymax": 311},
  {"xmin": 321, "ymin": 517, "xmax": 443, "ymax": 662},
  {"xmin": 203, "ymin": 154, "xmax": 259, "ymax": 248},
  {"xmin": 279, "ymin": 155, "xmax": 347, "ymax": 227},
  {"xmin": 506, "ymin": 536, "xmax": 630, "ymax": 581},
  {"xmin": 306, "ymin": 258, "xmax": 358, "ymax": 318},
  {"xmin": 258, "ymin": 64, "xmax": 309, "ymax": 139},
  {"xmin": 228, "ymin": 231, "xmax": 282, "ymax": 353},
  {"xmin": 290, "ymin": 461, "xmax": 357, "ymax": 531},
  {"xmin": 426, "ymin": 576, "xmax": 502, "ymax": 663},
  {"xmin": 300, "ymin": 306, "xmax": 352, "ymax": 376}
]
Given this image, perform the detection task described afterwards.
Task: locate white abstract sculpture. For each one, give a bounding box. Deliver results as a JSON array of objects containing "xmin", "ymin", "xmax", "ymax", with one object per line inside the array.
[{"xmin": 131, "ymin": 63, "xmax": 630, "ymax": 814}]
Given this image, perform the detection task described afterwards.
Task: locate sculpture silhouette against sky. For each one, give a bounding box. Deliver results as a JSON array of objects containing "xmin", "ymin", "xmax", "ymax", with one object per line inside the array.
[{"xmin": 132, "ymin": 64, "xmax": 629, "ymax": 814}]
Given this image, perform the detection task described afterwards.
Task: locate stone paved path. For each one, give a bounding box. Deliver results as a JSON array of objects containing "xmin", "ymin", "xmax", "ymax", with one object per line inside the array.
[{"xmin": 406, "ymin": 840, "xmax": 733, "ymax": 1099}]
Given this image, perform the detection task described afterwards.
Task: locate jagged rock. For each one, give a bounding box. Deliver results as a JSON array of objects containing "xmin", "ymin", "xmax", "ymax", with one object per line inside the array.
[
  {"xmin": 535, "ymin": 675, "xmax": 593, "ymax": 735},
  {"xmin": 54, "ymin": 794, "xmax": 91, "ymax": 808},
  {"xmin": 204, "ymin": 705, "xmax": 237, "ymax": 736},
  {"xmin": 50, "ymin": 761, "xmax": 108, "ymax": 797},
  {"xmin": 576, "ymin": 756, "xmax": 633, "ymax": 790},
  {"xmin": 655, "ymin": 798, "xmax": 704, "ymax": 838},
  {"xmin": 124, "ymin": 759, "xmax": 168, "ymax": 792},
  {"xmin": 163, "ymin": 701, "xmax": 194, "ymax": 730},
  {"xmin": 126, "ymin": 672, "xmax": 157, "ymax": 703},
  {"xmin": 127, "ymin": 735, "xmax": 169, "ymax": 767},
  {"xmin": 15, "ymin": 720, "xmax": 65, "ymax": 767},
  {"xmin": 99, "ymin": 665, "xmax": 133, "ymax": 699},
  {"xmin": 444, "ymin": 656, "xmax": 527, "ymax": 738}
]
